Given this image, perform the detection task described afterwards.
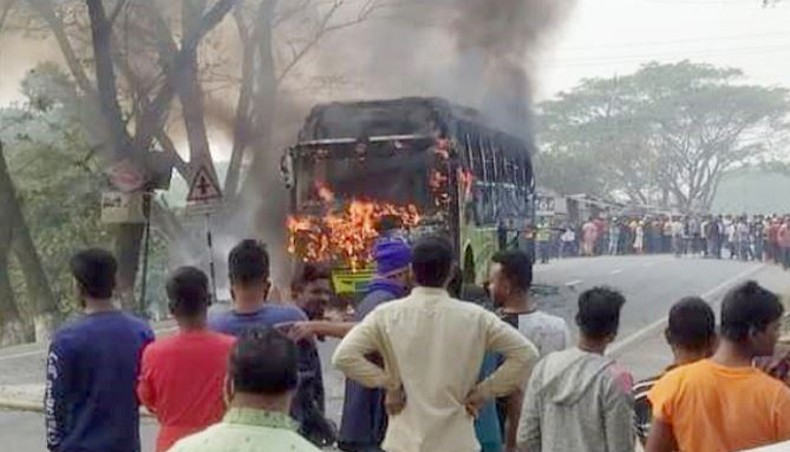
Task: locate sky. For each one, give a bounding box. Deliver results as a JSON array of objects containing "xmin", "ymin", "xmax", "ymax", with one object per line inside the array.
[
  {"xmin": 533, "ymin": 0, "xmax": 790, "ymax": 101},
  {"xmin": 1, "ymin": 0, "xmax": 789, "ymax": 123},
  {"xmin": 2, "ymin": 0, "xmax": 788, "ymax": 104}
]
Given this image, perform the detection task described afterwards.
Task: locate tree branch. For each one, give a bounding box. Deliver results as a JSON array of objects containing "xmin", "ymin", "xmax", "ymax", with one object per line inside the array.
[
  {"xmin": 27, "ymin": 0, "xmax": 94, "ymax": 94},
  {"xmin": 276, "ymin": 0, "xmax": 383, "ymax": 84}
]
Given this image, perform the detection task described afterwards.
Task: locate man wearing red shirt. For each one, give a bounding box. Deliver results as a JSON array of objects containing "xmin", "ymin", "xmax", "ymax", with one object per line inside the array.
[{"xmin": 138, "ymin": 267, "xmax": 235, "ymax": 452}]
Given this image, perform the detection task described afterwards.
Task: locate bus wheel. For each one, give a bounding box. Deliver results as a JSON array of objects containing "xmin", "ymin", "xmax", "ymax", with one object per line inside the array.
[{"xmin": 463, "ymin": 248, "xmax": 476, "ymax": 284}]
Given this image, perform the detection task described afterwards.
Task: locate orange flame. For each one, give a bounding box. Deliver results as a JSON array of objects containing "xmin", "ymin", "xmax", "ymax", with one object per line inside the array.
[{"xmin": 287, "ymin": 185, "xmax": 420, "ymax": 271}]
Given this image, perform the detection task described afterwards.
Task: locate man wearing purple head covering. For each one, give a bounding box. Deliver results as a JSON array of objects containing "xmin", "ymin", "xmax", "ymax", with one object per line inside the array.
[
  {"xmin": 337, "ymin": 238, "xmax": 412, "ymax": 452},
  {"xmin": 286, "ymin": 239, "xmax": 412, "ymax": 451}
]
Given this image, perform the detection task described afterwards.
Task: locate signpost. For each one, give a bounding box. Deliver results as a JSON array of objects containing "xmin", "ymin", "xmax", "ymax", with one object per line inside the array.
[
  {"xmin": 186, "ymin": 161, "xmax": 223, "ymax": 303},
  {"xmin": 101, "ymin": 192, "xmax": 146, "ymax": 224}
]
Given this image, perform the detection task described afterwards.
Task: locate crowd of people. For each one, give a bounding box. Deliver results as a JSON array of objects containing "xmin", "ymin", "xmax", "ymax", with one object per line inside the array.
[
  {"xmin": 533, "ymin": 214, "xmax": 790, "ymax": 267},
  {"xmin": 44, "ymin": 230, "xmax": 790, "ymax": 452}
]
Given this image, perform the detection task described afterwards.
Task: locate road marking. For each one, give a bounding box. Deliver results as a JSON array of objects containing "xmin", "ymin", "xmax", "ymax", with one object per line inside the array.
[
  {"xmin": 0, "ymin": 349, "xmax": 43, "ymax": 361},
  {"xmin": 565, "ymin": 280, "xmax": 583, "ymax": 287},
  {"xmin": 610, "ymin": 269, "xmax": 623, "ymax": 275},
  {"xmin": 608, "ymin": 264, "xmax": 766, "ymax": 357},
  {"xmin": 0, "ymin": 324, "xmax": 178, "ymax": 362}
]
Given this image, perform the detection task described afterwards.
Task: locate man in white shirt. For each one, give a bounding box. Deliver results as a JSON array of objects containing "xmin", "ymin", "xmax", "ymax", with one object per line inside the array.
[
  {"xmin": 488, "ymin": 249, "xmax": 571, "ymax": 451},
  {"xmin": 333, "ymin": 235, "xmax": 538, "ymax": 452}
]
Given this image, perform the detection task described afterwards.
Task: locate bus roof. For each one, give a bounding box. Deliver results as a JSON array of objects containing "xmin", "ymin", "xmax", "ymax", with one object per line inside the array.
[{"xmin": 296, "ymin": 97, "xmax": 535, "ymax": 162}]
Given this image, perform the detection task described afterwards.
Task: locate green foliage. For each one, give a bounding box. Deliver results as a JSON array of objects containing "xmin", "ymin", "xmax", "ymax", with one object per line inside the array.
[
  {"xmin": 1, "ymin": 63, "xmax": 168, "ymax": 314},
  {"xmin": 536, "ymin": 61, "xmax": 790, "ymax": 212}
]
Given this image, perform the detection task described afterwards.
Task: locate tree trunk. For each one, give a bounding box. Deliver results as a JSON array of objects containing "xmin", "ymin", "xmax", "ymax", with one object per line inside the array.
[
  {"xmin": 11, "ymin": 232, "xmax": 60, "ymax": 342},
  {"xmin": 0, "ymin": 145, "xmax": 36, "ymax": 345},
  {"xmin": 114, "ymin": 223, "xmax": 145, "ymax": 313}
]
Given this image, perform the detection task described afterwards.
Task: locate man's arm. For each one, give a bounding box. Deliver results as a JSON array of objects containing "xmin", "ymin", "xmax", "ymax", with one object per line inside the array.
[
  {"xmin": 644, "ymin": 419, "xmax": 677, "ymax": 452},
  {"xmin": 289, "ymin": 321, "xmax": 356, "ymax": 341},
  {"xmin": 332, "ymin": 311, "xmax": 397, "ymax": 391},
  {"xmin": 136, "ymin": 350, "xmax": 156, "ymax": 414},
  {"xmin": 603, "ymin": 376, "xmax": 635, "ymax": 452},
  {"xmin": 44, "ymin": 339, "xmax": 71, "ymax": 451},
  {"xmin": 504, "ymin": 386, "xmax": 525, "ymax": 452},
  {"xmin": 516, "ymin": 360, "xmax": 544, "ymax": 452},
  {"xmin": 474, "ymin": 313, "xmax": 537, "ymax": 400}
]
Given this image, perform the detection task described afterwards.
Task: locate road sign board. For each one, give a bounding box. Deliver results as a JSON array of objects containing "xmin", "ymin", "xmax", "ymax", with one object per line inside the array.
[
  {"xmin": 187, "ymin": 162, "xmax": 222, "ymax": 202},
  {"xmin": 108, "ymin": 159, "xmax": 148, "ymax": 192},
  {"xmin": 101, "ymin": 192, "xmax": 146, "ymax": 224},
  {"xmin": 184, "ymin": 200, "xmax": 222, "ymax": 217}
]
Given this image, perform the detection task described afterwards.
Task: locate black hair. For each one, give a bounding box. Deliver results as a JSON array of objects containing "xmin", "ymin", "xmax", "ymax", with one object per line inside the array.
[
  {"xmin": 576, "ymin": 286, "xmax": 626, "ymax": 340},
  {"xmin": 69, "ymin": 248, "xmax": 117, "ymax": 299},
  {"xmin": 720, "ymin": 281, "xmax": 783, "ymax": 342},
  {"xmin": 228, "ymin": 240, "xmax": 270, "ymax": 285},
  {"xmin": 291, "ymin": 262, "xmax": 332, "ymax": 293},
  {"xmin": 491, "ymin": 250, "xmax": 533, "ymax": 292},
  {"xmin": 166, "ymin": 266, "xmax": 210, "ymax": 319},
  {"xmin": 411, "ymin": 235, "xmax": 454, "ymax": 288},
  {"xmin": 666, "ymin": 297, "xmax": 716, "ymax": 350},
  {"xmin": 230, "ymin": 328, "xmax": 298, "ymax": 395},
  {"xmin": 375, "ymin": 215, "xmax": 402, "ymax": 234}
]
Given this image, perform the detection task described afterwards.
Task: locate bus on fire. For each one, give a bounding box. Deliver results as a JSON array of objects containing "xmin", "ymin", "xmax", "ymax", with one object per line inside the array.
[{"xmin": 281, "ymin": 97, "xmax": 535, "ymax": 300}]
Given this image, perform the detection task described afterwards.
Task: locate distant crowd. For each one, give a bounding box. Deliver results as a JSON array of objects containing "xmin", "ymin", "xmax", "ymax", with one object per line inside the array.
[
  {"xmin": 531, "ymin": 214, "xmax": 790, "ymax": 267},
  {"xmin": 44, "ymin": 230, "xmax": 790, "ymax": 452}
]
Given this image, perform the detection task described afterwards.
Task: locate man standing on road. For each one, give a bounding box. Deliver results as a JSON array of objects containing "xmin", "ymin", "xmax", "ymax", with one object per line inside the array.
[
  {"xmin": 336, "ymin": 238, "xmax": 412, "ymax": 452},
  {"xmin": 169, "ymin": 328, "xmax": 321, "ymax": 452},
  {"xmin": 290, "ymin": 263, "xmax": 334, "ymax": 323},
  {"xmin": 779, "ymin": 217, "xmax": 790, "ymax": 270},
  {"xmin": 535, "ymin": 222, "xmax": 552, "ymax": 264},
  {"xmin": 284, "ymin": 238, "xmax": 413, "ymax": 452},
  {"xmin": 517, "ymin": 287, "xmax": 634, "ymax": 452},
  {"xmin": 581, "ymin": 217, "xmax": 598, "ymax": 257},
  {"xmin": 333, "ymin": 235, "xmax": 538, "ymax": 452},
  {"xmin": 289, "ymin": 238, "xmax": 413, "ymax": 451},
  {"xmin": 137, "ymin": 267, "xmax": 236, "ymax": 452},
  {"xmin": 489, "ymin": 250, "xmax": 571, "ymax": 451},
  {"xmin": 646, "ymin": 281, "xmax": 790, "ymax": 452},
  {"xmin": 209, "ymin": 240, "xmax": 333, "ymax": 447},
  {"xmin": 45, "ymin": 249, "xmax": 154, "ymax": 452},
  {"xmin": 633, "ymin": 297, "xmax": 717, "ymax": 446}
]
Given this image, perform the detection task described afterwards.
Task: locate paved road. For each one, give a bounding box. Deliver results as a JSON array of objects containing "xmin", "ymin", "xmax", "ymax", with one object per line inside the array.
[{"xmin": 0, "ymin": 255, "xmax": 775, "ymax": 450}]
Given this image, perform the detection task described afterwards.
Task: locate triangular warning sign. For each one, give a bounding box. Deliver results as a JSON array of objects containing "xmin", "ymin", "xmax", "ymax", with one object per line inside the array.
[{"xmin": 187, "ymin": 163, "xmax": 223, "ymax": 202}]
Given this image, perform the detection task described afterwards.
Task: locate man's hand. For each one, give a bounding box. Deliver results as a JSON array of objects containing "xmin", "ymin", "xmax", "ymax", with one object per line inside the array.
[
  {"xmin": 385, "ymin": 386, "xmax": 406, "ymax": 416},
  {"xmin": 464, "ymin": 388, "xmax": 486, "ymax": 419},
  {"xmin": 286, "ymin": 322, "xmax": 317, "ymax": 342},
  {"xmin": 755, "ymin": 352, "xmax": 790, "ymax": 382}
]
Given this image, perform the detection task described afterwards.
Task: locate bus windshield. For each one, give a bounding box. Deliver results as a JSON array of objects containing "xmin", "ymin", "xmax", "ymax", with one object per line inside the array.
[{"xmin": 295, "ymin": 150, "xmax": 437, "ymax": 213}]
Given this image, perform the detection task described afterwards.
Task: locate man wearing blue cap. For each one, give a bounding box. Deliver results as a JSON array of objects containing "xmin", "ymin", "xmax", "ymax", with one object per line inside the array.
[
  {"xmin": 338, "ymin": 238, "xmax": 412, "ymax": 452},
  {"xmin": 287, "ymin": 238, "xmax": 412, "ymax": 451}
]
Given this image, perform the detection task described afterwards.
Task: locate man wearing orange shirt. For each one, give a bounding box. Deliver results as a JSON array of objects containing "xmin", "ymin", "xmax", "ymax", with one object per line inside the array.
[
  {"xmin": 646, "ymin": 281, "xmax": 790, "ymax": 452},
  {"xmin": 138, "ymin": 267, "xmax": 236, "ymax": 452}
]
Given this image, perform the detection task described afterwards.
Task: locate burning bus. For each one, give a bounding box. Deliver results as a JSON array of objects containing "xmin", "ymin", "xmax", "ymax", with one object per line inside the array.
[{"xmin": 282, "ymin": 97, "xmax": 535, "ymax": 298}]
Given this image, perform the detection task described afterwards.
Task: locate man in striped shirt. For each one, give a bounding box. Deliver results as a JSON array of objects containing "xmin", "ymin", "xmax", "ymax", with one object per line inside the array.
[{"xmin": 633, "ymin": 297, "xmax": 717, "ymax": 445}]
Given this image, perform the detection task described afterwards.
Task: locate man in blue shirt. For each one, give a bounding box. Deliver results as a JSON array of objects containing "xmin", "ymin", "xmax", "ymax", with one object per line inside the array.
[
  {"xmin": 45, "ymin": 248, "xmax": 154, "ymax": 452},
  {"xmin": 208, "ymin": 239, "xmax": 334, "ymax": 447}
]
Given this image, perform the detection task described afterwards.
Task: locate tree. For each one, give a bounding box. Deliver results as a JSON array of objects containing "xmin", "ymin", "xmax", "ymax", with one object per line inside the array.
[
  {"xmin": 0, "ymin": 64, "xmax": 112, "ymax": 342},
  {"xmin": 1, "ymin": 0, "xmax": 389, "ymax": 312},
  {"xmin": 0, "ymin": 143, "xmax": 31, "ymax": 345},
  {"xmin": 536, "ymin": 61, "xmax": 790, "ymax": 212}
]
